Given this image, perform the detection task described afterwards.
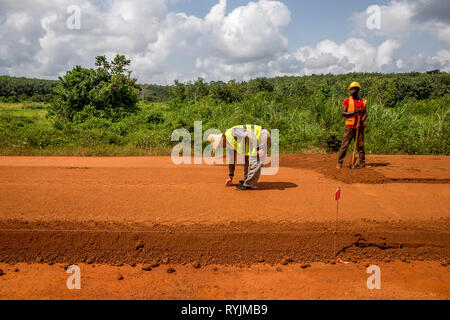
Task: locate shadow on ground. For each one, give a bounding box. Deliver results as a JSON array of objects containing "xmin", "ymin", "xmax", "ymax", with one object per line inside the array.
[
  {"xmin": 367, "ymin": 162, "xmax": 390, "ymax": 167},
  {"xmin": 256, "ymin": 182, "xmax": 298, "ymax": 190}
]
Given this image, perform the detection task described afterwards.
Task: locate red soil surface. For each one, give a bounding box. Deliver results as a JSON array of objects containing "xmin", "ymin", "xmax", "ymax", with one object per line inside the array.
[
  {"xmin": 0, "ymin": 154, "xmax": 449, "ymax": 299},
  {"xmin": 1, "ymin": 262, "xmax": 448, "ymax": 300}
]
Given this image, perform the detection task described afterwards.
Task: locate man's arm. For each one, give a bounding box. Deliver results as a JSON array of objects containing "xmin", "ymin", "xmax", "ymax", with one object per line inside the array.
[
  {"xmin": 226, "ymin": 147, "xmax": 236, "ymax": 186},
  {"xmin": 228, "ymin": 152, "xmax": 236, "ymax": 177},
  {"xmin": 361, "ymin": 108, "xmax": 367, "ymax": 123},
  {"xmin": 342, "ymin": 107, "xmax": 362, "ymax": 118}
]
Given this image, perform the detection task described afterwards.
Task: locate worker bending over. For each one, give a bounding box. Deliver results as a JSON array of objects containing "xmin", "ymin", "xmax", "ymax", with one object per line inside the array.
[
  {"xmin": 337, "ymin": 82, "xmax": 367, "ymax": 169},
  {"xmin": 208, "ymin": 125, "xmax": 271, "ymax": 191}
]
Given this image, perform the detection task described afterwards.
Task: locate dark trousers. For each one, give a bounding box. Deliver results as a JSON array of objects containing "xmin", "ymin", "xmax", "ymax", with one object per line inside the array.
[{"xmin": 337, "ymin": 127, "xmax": 365, "ymax": 164}]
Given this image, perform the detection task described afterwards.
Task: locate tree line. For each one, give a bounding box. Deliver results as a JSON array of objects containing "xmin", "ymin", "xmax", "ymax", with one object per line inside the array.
[
  {"xmin": 1, "ymin": 69, "xmax": 448, "ymax": 109},
  {"xmin": 169, "ymin": 71, "xmax": 449, "ymax": 108},
  {"xmin": 0, "ymin": 75, "xmax": 58, "ymax": 103}
]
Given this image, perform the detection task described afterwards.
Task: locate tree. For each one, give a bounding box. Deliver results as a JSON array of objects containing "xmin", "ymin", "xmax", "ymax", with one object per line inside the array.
[
  {"xmin": 247, "ymin": 77, "xmax": 274, "ymax": 94},
  {"xmin": 185, "ymin": 78, "xmax": 209, "ymax": 104},
  {"xmin": 210, "ymin": 81, "xmax": 242, "ymax": 103},
  {"xmin": 169, "ymin": 80, "xmax": 186, "ymax": 104},
  {"xmin": 48, "ymin": 55, "xmax": 140, "ymax": 122}
]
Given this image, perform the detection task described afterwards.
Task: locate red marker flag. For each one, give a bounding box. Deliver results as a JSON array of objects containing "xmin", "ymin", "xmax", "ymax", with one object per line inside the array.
[
  {"xmin": 335, "ymin": 187, "xmax": 341, "ymax": 201},
  {"xmin": 334, "ymin": 187, "xmax": 341, "ymax": 257}
]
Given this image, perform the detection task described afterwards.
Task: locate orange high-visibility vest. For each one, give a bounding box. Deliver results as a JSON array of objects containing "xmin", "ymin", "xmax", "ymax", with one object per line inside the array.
[{"xmin": 346, "ymin": 97, "xmax": 366, "ymax": 127}]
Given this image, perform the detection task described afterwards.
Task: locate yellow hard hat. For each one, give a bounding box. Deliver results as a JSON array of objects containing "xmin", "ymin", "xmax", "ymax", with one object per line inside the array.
[{"xmin": 349, "ymin": 82, "xmax": 361, "ymax": 90}]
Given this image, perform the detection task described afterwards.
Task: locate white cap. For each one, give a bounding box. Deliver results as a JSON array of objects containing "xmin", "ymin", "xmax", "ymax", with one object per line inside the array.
[{"xmin": 207, "ymin": 134, "xmax": 223, "ymax": 151}]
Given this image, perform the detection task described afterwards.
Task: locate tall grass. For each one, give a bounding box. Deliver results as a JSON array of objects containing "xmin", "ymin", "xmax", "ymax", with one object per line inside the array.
[{"xmin": 0, "ymin": 94, "xmax": 448, "ymax": 156}]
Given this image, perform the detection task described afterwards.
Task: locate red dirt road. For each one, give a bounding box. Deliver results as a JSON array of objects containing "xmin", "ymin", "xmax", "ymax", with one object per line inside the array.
[
  {"xmin": 0, "ymin": 155, "xmax": 449, "ymax": 224},
  {"xmin": 0, "ymin": 154, "xmax": 449, "ymax": 299},
  {"xmin": 1, "ymin": 262, "xmax": 448, "ymax": 300}
]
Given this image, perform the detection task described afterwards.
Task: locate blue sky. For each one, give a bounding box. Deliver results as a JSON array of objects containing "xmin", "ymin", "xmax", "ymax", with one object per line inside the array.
[{"xmin": 0, "ymin": 0, "xmax": 449, "ymax": 83}]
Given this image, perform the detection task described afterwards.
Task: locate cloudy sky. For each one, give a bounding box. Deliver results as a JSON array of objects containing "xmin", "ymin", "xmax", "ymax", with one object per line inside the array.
[{"xmin": 0, "ymin": 0, "xmax": 449, "ymax": 84}]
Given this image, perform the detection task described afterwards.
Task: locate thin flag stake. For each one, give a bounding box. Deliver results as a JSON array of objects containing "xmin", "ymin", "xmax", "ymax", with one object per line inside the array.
[{"xmin": 334, "ymin": 187, "xmax": 341, "ymax": 258}]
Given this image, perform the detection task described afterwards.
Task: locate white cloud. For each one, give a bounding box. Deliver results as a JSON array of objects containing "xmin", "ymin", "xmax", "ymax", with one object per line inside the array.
[
  {"xmin": 376, "ymin": 40, "xmax": 401, "ymax": 68},
  {"xmin": 434, "ymin": 23, "xmax": 450, "ymax": 44},
  {"xmin": 193, "ymin": 0, "xmax": 291, "ymax": 81},
  {"xmin": 0, "ymin": 0, "xmax": 168, "ymax": 78},
  {"xmin": 0, "ymin": 0, "xmax": 292, "ymax": 83},
  {"xmin": 293, "ymin": 38, "xmax": 400, "ymax": 74},
  {"xmin": 132, "ymin": 11, "xmax": 204, "ymax": 79},
  {"xmin": 353, "ymin": 0, "xmax": 450, "ymax": 45},
  {"xmin": 195, "ymin": 56, "xmax": 278, "ymax": 82},
  {"xmin": 435, "ymin": 49, "xmax": 450, "ymax": 71},
  {"xmin": 353, "ymin": 0, "xmax": 414, "ymax": 39},
  {"xmin": 0, "ymin": 0, "xmax": 448, "ymax": 84},
  {"xmin": 396, "ymin": 49, "xmax": 450, "ymax": 72},
  {"xmin": 204, "ymin": 0, "xmax": 290, "ymax": 62}
]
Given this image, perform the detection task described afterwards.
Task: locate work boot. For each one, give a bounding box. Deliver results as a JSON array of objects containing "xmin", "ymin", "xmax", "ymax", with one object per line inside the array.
[{"xmin": 336, "ymin": 163, "xmax": 343, "ymax": 169}]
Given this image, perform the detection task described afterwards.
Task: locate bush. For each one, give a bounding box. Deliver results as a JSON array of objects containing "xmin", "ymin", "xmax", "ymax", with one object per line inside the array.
[{"xmin": 48, "ymin": 55, "xmax": 140, "ymax": 122}]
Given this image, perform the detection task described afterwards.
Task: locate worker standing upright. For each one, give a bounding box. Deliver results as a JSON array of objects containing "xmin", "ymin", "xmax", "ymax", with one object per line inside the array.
[{"xmin": 336, "ymin": 82, "xmax": 367, "ymax": 169}]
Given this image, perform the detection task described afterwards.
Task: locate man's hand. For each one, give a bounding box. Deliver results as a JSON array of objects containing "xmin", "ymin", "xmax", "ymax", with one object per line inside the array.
[
  {"xmin": 343, "ymin": 107, "xmax": 362, "ymax": 118},
  {"xmin": 258, "ymin": 149, "xmax": 266, "ymax": 158},
  {"xmin": 225, "ymin": 177, "xmax": 233, "ymax": 187}
]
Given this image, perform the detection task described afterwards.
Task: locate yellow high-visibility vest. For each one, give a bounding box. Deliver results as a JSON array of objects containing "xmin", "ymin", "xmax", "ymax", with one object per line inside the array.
[
  {"xmin": 346, "ymin": 97, "xmax": 367, "ymax": 127},
  {"xmin": 225, "ymin": 125, "xmax": 262, "ymax": 156}
]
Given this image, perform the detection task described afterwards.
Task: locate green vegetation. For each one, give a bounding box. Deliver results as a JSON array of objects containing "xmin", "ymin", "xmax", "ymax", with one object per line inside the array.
[
  {"xmin": 49, "ymin": 55, "xmax": 140, "ymax": 122},
  {"xmin": 141, "ymin": 84, "xmax": 170, "ymax": 102},
  {"xmin": 0, "ymin": 69, "xmax": 448, "ymax": 156},
  {"xmin": 0, "ymin": 76, "xmax": 57, "ymax": 103}
]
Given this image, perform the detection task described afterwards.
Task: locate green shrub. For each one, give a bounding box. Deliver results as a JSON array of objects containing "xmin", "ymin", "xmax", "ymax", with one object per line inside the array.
[{"xmin": 48, "ymin": 55, "xmax": 140, "ymax": 122}]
